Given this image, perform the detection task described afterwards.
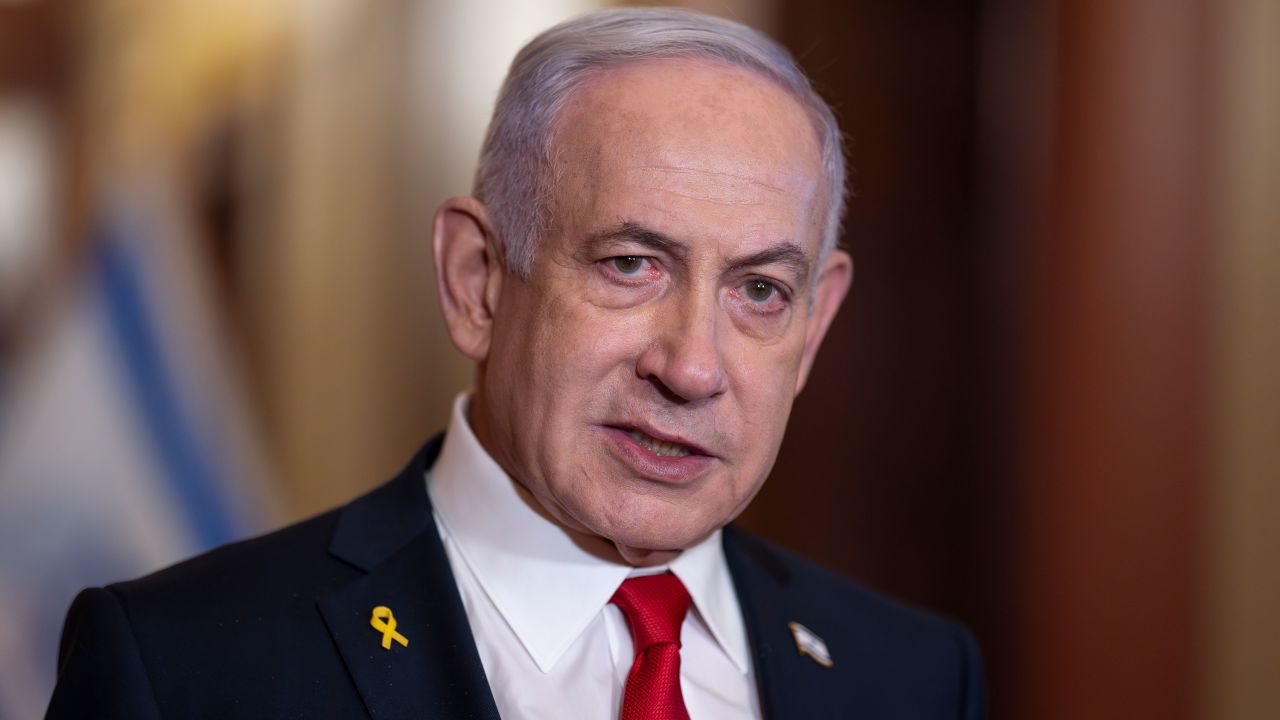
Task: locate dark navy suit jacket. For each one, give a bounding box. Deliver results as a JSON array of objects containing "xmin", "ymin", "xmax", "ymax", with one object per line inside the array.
[{"xmin": 47, "ymin": 436, "xmax": 986, "ymax": 719}]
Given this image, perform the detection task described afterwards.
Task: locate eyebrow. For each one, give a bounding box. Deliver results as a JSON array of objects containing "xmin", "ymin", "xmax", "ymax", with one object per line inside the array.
[
  {"xmin": 584, "ymin": 221, "xmax": 688, "ymax": 261},
  {"xmin": 725, "ymin": 243, "xmax": 811, "ymax": 287},
  {"xmin": 585, "ymin": 221, "xmax": 812, "ymax": 286}
]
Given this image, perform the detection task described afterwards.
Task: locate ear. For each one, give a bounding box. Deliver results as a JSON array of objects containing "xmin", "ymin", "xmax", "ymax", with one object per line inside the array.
[
  {"xmin": 795, "ymin": 248, "xmax": 853, "ymax": 395},
  {"xmin": 433, "ymin": 196, "xmax": 503, "ymax": 362}
]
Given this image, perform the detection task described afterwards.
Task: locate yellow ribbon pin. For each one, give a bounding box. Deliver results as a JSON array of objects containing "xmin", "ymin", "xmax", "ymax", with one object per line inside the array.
[{"xmin": 370, "ymin": 606, "xmax": 409, "ymax": 650}]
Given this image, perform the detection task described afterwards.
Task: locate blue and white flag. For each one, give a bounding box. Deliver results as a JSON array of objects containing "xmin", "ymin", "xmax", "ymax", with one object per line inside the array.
[{"xmin": 0, "ymin": 188, "xmax": 275, "ymax": 719}]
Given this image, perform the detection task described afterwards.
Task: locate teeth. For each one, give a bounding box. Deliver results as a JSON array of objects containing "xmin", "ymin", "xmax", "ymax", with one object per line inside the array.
[{"xmin": 628, "ymin": 429, "xmax": 693, "ymax": 458}]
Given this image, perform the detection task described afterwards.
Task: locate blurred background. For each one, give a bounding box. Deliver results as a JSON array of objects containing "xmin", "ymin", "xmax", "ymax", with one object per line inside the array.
[{"xmin": 0, "ymin": 0, "xmax": 1276, "ymax": 717}]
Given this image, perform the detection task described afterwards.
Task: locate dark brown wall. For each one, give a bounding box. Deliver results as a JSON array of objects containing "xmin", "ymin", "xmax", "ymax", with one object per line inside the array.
[
  {"xmin": 740, "ymin": 0, "xmax": 992, "ymax": 611},
  {"xmin": 737, "ymin": 0, "xmax": 1012, "ymax": 688},
  {"xmin": 1016, "ymin": 1, "xmax": 1209, "ymax": 717},
  {"xmin": 737, "ymin": 2, "xmax": 1211, "ymax": 718}
]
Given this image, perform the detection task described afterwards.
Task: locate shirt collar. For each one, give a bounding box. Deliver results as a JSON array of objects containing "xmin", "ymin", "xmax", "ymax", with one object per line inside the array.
[{"xmin": 427, "ymin": 393, "xmax": 751, "ymax": 675}]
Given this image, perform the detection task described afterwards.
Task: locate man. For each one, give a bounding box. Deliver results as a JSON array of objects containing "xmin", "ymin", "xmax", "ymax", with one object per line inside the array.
[{"xmin": 48, "ymin": 8, "xmax": 984, "ymax": 719}]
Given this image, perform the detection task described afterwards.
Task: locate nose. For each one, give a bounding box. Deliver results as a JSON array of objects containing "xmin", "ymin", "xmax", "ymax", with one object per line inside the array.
[{"xmin": 635, "ymin": 291, "xmax": 728, "ymax": 403}]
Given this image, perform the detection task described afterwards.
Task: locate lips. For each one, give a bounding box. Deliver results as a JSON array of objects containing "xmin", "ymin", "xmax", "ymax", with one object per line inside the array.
[
  {"xmin": 609, "ymin": 422, "xmax": 711, "ymax": 457},
  {"xmin": 602, "ymin": 423, "xmax": 715, "ymax": 484},
  {"xmin": 625, "ymin": 428, "xmax": 694, "ymax": 457}
]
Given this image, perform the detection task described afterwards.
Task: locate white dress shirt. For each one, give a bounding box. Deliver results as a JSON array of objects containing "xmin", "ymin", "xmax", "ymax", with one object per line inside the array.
[{"xmin": 426, "ymin": 395, "xmax": 761, "ymax": 719}]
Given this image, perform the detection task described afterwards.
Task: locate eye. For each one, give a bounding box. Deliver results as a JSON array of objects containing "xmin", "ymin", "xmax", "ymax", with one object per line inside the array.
[
  {"xmin": 744, "ymin": 279, "xmax": 778, "ymax": 303},
  {"xmin": 611, "ymin": 256, "xmax": 645, "ymax": 275}
]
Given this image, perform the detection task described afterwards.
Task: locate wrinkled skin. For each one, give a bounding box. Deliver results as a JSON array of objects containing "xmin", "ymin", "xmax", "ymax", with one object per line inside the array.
[{"xmin": 435, "ymin": 58, "xmax": 852, "ymax": 566}]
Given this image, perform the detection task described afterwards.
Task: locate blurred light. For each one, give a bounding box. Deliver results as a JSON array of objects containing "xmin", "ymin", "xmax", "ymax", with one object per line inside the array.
[
  {"xmin": 405, "ymin": 0, "xmax": 600, "ymax": 195},
  {"xmin": 0, "ymin": 96, "xmax": 55, "ymax": 320}
]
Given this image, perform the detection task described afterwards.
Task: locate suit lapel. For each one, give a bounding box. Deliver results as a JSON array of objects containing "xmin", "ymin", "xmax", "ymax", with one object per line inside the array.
[
  {"xmin": 317, "ymin": 437, "xmax": 500, "ymax": 720},
  {"xmin": 724, "ymin": 525, "xmax": 841, "ymax": 720},
  {"xmin": 724, "ymin": 525, "xmax": 794, "ymax": 720}
]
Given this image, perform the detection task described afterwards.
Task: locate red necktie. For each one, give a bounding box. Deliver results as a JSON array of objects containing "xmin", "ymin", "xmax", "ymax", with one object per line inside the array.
[{"xmin": 611, "ymin": 573, "xmax": 693, "ymax": 720}]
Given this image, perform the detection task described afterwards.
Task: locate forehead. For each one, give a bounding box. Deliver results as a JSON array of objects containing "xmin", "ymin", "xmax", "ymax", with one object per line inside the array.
[{"xmin": 549, "ymin": 58, "xmax": 826, "ymax": 254}]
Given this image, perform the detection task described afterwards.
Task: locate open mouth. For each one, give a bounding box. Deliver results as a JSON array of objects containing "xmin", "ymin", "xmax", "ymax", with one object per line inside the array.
[
  {"xmin": 625, "ymin": 428, "xmax": 695, "ymax": 458},
  {"xmin": 602, "ymin": 424, "xmax": 714, "ymax": 483}
]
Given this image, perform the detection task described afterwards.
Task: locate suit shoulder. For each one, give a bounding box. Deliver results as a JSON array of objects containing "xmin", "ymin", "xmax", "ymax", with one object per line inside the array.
[
  {"xmin": 107, "ymin": 502, "xmax": 354, "ymax": 621},
  {"xmin": 107, "ymin": 437, "xmax": 443, "ymax": 609}
]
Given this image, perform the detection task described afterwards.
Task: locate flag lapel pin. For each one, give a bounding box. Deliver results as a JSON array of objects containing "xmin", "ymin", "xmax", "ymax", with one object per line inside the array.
[{"xmin": 788, "ymin": 621, "xmax": 833, "ymax": 668}]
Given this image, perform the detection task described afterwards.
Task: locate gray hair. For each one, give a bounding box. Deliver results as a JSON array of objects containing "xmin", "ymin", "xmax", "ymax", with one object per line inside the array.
[{"xmin": 473, "ymin": 6, "xmax": 847, "ymax": 276}]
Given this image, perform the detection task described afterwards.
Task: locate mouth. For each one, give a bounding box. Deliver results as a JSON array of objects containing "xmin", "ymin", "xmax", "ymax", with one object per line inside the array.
[
  {"xmin": 624, "ymin": 428, "xmax": 696, "ymax": 458},
  {"xmin": 602, "ymin": 423, "xmax": 715, "ymax": 483},
  {"xmin": 609, "ymin": 423, "xmax": 711, "ymax": 457}
]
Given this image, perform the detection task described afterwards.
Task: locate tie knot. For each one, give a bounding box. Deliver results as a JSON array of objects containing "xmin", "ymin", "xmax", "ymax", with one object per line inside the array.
[{"xmin": 610, "ymin": 573, "xmax": 692, "ymax": 651}]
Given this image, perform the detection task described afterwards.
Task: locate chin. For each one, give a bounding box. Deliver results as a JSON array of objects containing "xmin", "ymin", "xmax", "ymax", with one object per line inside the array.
[
  {"xmin": 542, "ymin": 462, "xmax": 745, "ymax": 559},
  {"xmin": 613, "ymin": 543, "xmax": 682, "ymax": 567},
  {"xmin": 590, "ymin": 504, "xmax": 721, "ymax": 558}
]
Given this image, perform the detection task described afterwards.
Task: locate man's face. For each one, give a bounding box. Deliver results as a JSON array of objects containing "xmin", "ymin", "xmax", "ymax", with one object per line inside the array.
[{"xmin": 473, "ymin": 59, "xmax": 844, "ymax": 561}]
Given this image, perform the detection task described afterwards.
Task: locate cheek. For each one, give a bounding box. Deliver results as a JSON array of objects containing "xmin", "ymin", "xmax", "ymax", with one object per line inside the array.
[
  {"xmin": 722, "ymin": 332, "xmax": 806, "ymax": 457},
  {"xmin": 539, "ymin": 291, "xmax": 659, "ymax": 371},
  {"xmin": 724, "ymin": 327, "xmax": 807, "ymax": 404},
  {"xmin": 520, "ymin": 298, "xmax": 655, "ymax": 437}
]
